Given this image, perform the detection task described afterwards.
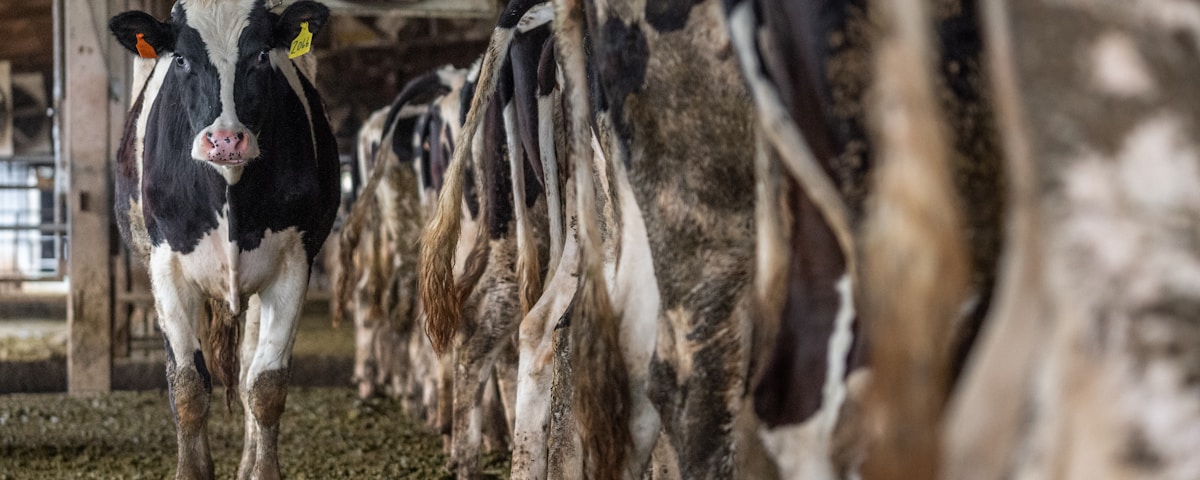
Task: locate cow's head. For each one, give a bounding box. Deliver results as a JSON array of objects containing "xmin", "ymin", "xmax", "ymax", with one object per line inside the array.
[{"xmin": 110, "ymin": 0, "xmax": 329, "ymax": 170}]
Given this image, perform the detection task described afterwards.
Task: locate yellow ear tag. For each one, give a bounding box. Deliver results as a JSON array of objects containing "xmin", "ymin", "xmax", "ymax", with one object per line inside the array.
[
  {"xmin": 135, "ymin": 33, "xmax": 157, "ymax": 59},
  {"xmin": 288, "ymin": 22, "xmax": 313, "ymax": 59}
]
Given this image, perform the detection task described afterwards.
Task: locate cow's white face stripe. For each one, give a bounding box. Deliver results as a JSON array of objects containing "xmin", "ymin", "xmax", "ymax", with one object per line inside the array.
[{"xmin": 182, "ymin": 0, "xmax": 262, "ymax": 168}]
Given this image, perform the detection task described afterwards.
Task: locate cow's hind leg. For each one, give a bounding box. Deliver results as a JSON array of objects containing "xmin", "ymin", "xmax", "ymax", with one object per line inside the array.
[
  {"xmin": 452, "ymin": 240, "xmax": 519, "ymax": 478},
  {"xmin": 238, "ymin": 253, "xmax": 309, "ymax": 480},
  {"xmin": 152, "ymin": 256, "xmax": 215, "ymax": 480}
]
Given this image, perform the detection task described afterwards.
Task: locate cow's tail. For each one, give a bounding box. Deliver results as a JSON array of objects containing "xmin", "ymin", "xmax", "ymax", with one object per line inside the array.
[
  {"xmin": 504, "ymin": 89, "xmax": 543, "ymax": 318},
  {"xmin": 335, "ymin": 128, "xmax": 388, "ymax": 329},
  {"xmin": 335, "ymin": 71, "xmax": 451, "ymax": 329},
  {"xmin": 418, "ymin": 11, "xmax": 518, "ymax": 355},
  {"xmin": 206, "ymin": 298, "xmax": 241, "ymax": 412},
  {"xmin": 557, "ymin": 1, "xmax": 632, "ymax": 478},
  {"xmin": 860, "ymin": 0, "xmax": 969, "ymax": 477}
]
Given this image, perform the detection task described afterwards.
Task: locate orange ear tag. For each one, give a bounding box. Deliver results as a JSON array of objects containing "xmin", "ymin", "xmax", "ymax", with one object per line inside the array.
[{"xmin": 135, "ymin": 33, "xmax": 157, "ymax": 59}]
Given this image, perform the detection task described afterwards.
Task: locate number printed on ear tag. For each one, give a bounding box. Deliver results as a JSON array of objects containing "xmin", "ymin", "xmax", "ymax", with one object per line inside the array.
[{"xmin": 288, "ymin": 22, "xmax": 312, "ymax": 59}]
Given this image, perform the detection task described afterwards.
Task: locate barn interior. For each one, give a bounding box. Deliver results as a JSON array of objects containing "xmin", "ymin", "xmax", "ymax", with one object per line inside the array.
[
  {"xmin": 0, "ymin": 0, "xmax": 497, "ymax": 391},
  {"xmin": 3, "ymin": 0, "xmax": 1193, "ymax": 479},
  {"xmin": 0, "ymin": 1, "xmax": 504, "ymax": 475}
]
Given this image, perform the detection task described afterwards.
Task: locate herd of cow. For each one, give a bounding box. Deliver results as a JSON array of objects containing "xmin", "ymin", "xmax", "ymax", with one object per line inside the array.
[
  {"xmin": 108, "ymin": 0, "xmax": 1200, "ymax": 478},
  {"xmin": 334, "ymin": 0, "xmax": 999, "ymax": 478}
]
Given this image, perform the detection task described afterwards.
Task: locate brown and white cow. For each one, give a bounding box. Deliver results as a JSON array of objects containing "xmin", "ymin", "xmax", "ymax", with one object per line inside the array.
[
  {"xmin": 418, "ymin": 0, "xmax": 1005, "ymax": 478},
  {"xmin": 421, "ymin": 0, "xmax": 760, "ymax": 478},
  {"xmin": 109, "ymin": 1, "xmax": 339, "ymax": 478}
]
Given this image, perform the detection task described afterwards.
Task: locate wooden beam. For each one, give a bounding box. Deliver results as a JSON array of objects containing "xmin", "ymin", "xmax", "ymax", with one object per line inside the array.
[
  {"xmin": 321, "ymin": 0, "xmax": 495, "ymax": 19},
  {"xmin": 63, "ymin": 0, "xmax": 113, "ymax": 394}
]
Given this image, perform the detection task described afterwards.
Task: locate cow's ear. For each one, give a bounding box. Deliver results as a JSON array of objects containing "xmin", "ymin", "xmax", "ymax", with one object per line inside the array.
[
  {"xmin": 273, "ymin": 1, "xmax": 330, "ymax": 49},
  {"xmin": 109, "ymin": 11, "xmax": 173, "ymax": 59}
]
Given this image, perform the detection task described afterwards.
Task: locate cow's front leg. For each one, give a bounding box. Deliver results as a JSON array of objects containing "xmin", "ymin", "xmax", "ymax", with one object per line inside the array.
[
  {"xmin": 238, "ymin": 295, "xmax": 262, "ymax": 479},
  {"xmin": 152, "ymin": 254, "xmax": 214, "ymax": 480},
  {"xmin": 238, "ymin": 255, "xmax": 308, "ymax": 480}
]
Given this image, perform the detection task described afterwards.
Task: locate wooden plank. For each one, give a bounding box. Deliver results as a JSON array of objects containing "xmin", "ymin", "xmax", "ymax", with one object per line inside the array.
[
  {"xmin": 111, "ymin": 253, "xmax": 130, "ymax": 359},
  {"xmin": 64, "ymin": 0, "xmax": 112, "ymax": 394}
]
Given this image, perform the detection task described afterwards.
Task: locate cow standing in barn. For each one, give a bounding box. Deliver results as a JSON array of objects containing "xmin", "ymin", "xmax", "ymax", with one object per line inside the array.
[{"xmin": 108, "ymin": 1, "xmax": 338, "ymax": 478}]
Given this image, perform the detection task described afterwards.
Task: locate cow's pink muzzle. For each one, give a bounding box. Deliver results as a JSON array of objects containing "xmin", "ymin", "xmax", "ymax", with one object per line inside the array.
[{"xmin": 201, "ymin": 129, "xmax": 250, "ymax": 165}]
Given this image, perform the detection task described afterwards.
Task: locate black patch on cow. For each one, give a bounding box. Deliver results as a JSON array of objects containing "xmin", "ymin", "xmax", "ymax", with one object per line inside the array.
[
  {"xmin": 461, "ymin": 123, "xmax": 481, "ymax": 220},
  {"xmin": 496, "ymin": 0, "xmax": 546, "ymax": 29},
  {"xmin": 754, "ymin": 179, "xmax": 847, "ymax": 426},
  {"xmin": 498, "ymin": 55, "xmax": 516, "ymax": 108},
  {"xmin": 193, "ymin": 349, "xmax": 213, "ymax": 392},
  {"xmin": 536, "ymin": 37, "xmax": 556, "ymax": 97},
  {"xmin": 460, "ymin": 77, "xmax": 477, "ymax": 126},
  {"xmin": 226, "ymin": 67, "xmax": 339, "ymax": 260},
  {"xmin": 295, "ymin": 71, "xmax": 342, "ymax": 262},
  {"xmin": 428, "ymin": 110, "xmax": 447, "ymax": 192},
  {"xmin": 936, "ymin": 0, "xmax": 983, "ymax": 106},
  {"xmin": 582, "ymin": 13, "xmax": 606, "ymax": 119},
  {"xmin": 482, "ymin": 99, "xmax": 514, "ymax": 239},
  {"xmin": 387, "ymin": 70, "xmax": 451, "ymax": 162},
  {"xmin": 754, "ymin": 0, "xmax": 846, "ymax": 163},
  {"xmin": 415, "ymin": 110, "xmax": 434, "ymax": 189},
  {"xmin": 169, "ymin": 24, "xmax": 223, "ymax": 137},
  {"xmin": 645, "ymin": 0, "xmax": 703, "ymax": 32},
  {"xmin": 511, "ymin": 23, "xmax": 550, "ymax": 188},
  {"xmin": 597, "ymin": 18, "xmax": 648, "ymax": 152},
  {"xmin": 391, "ymin": 116, "xmax": 420, "ymax": 164},
  {"xmin": 141, "ymin": 93, "xmax": 225, "ymax": 252}
]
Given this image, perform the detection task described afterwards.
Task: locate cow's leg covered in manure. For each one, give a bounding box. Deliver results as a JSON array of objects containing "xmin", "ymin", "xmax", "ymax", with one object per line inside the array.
[
  {"xmin": 151, "ymin": 250, "xmax": 215, "ymax": 480},
  {"xmin": 239, "ymin": 295, "xmax": 262, "ymax": 479},
  {"xmin": 236, "ymin": 245, "xmax": 310, "ymax": 480}
]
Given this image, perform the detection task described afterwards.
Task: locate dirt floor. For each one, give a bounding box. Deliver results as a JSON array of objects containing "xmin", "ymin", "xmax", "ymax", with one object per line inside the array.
[
  {"xmin": 0, "ymin": 302, "xmax": 510, "ymax": 479},
  {"xmin": 0, "ymin": 387, "xmax": 511, "ymax": 479}
]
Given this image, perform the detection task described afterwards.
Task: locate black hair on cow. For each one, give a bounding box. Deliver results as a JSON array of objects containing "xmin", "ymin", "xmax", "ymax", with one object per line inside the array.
[
  {"xmin": 385, "ymin": 70, "xmax": 452, "ymax": 161},
  {"xmin": 109, "ymin": 10, "xmax": 174, "ymax": 56},
  {"xmin": 272, "ymin": 1, "xmax": 331, "ymax": 49}
]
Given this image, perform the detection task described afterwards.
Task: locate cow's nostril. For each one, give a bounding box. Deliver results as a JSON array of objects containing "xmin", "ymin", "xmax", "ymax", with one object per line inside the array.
[
  {"xmin": 206, "ymin": 132, "xmax": 213, "ymax": 138},
  {"xmin": 236, "ymin": 133, "xmax": 244, "ymax": 140}
]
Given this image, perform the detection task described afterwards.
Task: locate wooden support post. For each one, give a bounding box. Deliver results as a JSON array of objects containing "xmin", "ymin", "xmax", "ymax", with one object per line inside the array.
[{"xmin": 63, "ymin": 0, "xmax": 113, "ymax": 394}]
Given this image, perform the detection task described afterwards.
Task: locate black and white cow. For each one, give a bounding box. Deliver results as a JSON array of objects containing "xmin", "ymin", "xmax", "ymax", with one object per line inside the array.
[{"xmin": 109, "ymin": 1, "xmax": 338, "ymax": 478}]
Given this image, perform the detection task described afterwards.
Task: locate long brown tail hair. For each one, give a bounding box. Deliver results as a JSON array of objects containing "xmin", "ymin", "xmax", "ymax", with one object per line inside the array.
[
  {"xmin": 418, "ymin": 22, "xmax": 518, "ymax": 355},
  {"xmin": 206, "ymin": 298, "xmax": 241, "ymax": 412}
]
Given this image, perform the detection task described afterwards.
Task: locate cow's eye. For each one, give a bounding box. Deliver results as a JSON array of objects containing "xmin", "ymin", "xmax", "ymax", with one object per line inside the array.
[
  {"xmin": 257, "ymin": 49, "xmax": 270, "ymax": 64},
  {"xmin": 174, "ymin": 55, "xmax": 189, "ymax": 71}
]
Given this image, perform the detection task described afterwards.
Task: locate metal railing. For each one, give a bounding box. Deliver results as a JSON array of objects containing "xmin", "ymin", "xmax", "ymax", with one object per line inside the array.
[{"xmin": 0, "ymin": 154, "xmax": 65, "ymax": 283}]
